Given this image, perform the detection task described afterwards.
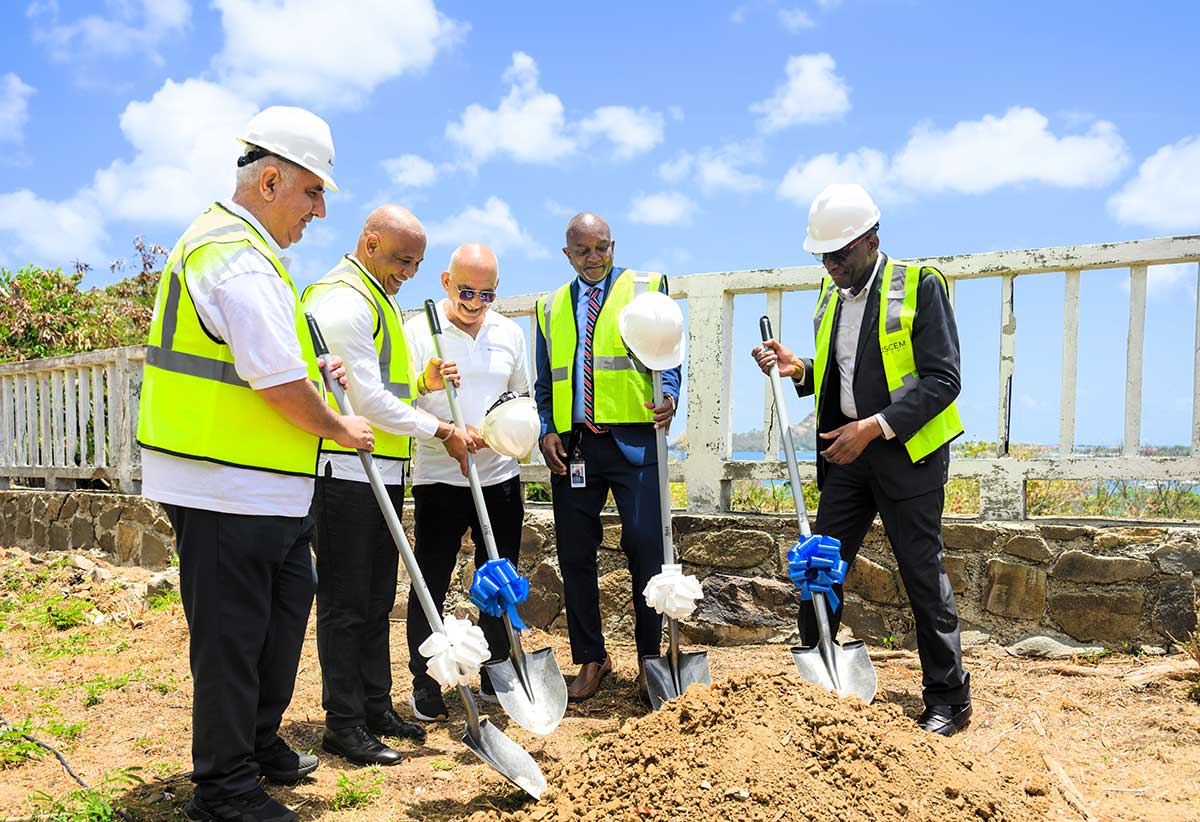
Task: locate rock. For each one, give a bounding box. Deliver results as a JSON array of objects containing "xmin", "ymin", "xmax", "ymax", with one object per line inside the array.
[
  {"xmin": 60, "ymin": 496, "xmax": 78, "ymax": 521},
  {"xmin": 123, "ymin": 503, "xmax": 157, "ymax": 526},
  {"xmin": 520, "ymin": 518, "xmax": 550, "ymax": 557},
  {"xmin": 960, "ymin": 630, "xmax": 992, "ymax": 647},
  {"xmin": 147, "ymin": 570, "xmax": 179, "ymax": 599},
  {"xmin": 31, "ymin": 519, "xmax": 47, "ymax": 552},
  {"xmin": 1005, "ymin": 635, "xmax": 1104, "ymax": 660},
  {"xmin": 1149, "ymin": 579, "xmax": 1198, "ymax": 641},
  {"xmin": 942, "ymin": 522, "xmax": 999, "ymax": 552},
  {"xmin": 983, "ymin": 560, "xmax": 1046, "ymax": 620},
  {"xmin": 1037, "ymin": 525, "xmax": 1095, "ymax": 543},
  {"xmin": 839, "ymin": 598, "xmax": 892, "ymax": 644},
  {"xmin": 124, "ymin": 581, "xmax": 149, "ymax": 602},
  {"xmin": 1052, "ymin": 550, "xmax": 1155, "ymax": 583},
  {"xmin": 46, "ymin": 495, "xmax": 64, "ymax": 520},
  {"xmin": 548, "ymin": 611, "xmax": 568, "ymax": 635},
  {"xmin": 685, "ymin": 574, "xmax": 797, "ymax": 646},
  {"xmin": 1094, "ymin": 527, "xmax": 1165, "ymax": 551},
  {"xmin": 597, "ymin": 568, "xmax": 633, "ymax": 639},
  {"xmin": 1151, "ymin": 541, "xmax": 1200, "ymax": 575},
  {"xmin": 67, "ymin": 553, "xmax": 97, "ymax": 572},
  {"xmin": 1002, "ymin": 532, "xmax": 1052, "ymax": 563},
  {"xmin": 942, "ymin": 555, "xmax": 969, "ymax": 595},
  {"xmin": 1139, "ymin": 645, "xmax": 1167, "ymax": 656},
  {"xmin": 679, "ymin": 528, "xmax": 773, "ymax": 569},
  {"xmin": 116, "ymin": 522, "xmax": 140, "ymax": 564},
  {"xmin": 48, "ymin": 523, "xmax": 70, "ymax": 552},
  {"xmin": 91, "ymin": 567, "xmax": 114, "ymax": 583},
  {"xmin": 140, "ymin": 530, "xmax": 173, "ymax": 569},
  {"xmin": 521, "ymin": 562, "xmax": 564, "ymax": 630},
  {"xmin": 96, "ymin": 507, "xmax": 121, "ymax": 531},
  {"xmin": 844, "ymin": 556, "xmax": 901, "ymax": 604},
  {"xmin": 1050, "ymin": 591, "xmax": 1144, "ymax": 642},
  {"xmin": 70, "ymin": 517, "xmax": 93, "ymax": 549}
]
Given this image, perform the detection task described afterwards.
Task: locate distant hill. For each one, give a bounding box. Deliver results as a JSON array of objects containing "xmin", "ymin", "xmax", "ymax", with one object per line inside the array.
[{"xmin": 669, "ymin": 411, "xmax": 817, "ymax": 458}]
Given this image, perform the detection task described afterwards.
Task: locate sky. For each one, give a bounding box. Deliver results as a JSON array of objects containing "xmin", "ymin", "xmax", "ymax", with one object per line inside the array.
[{"xmin": 0, "ymin": 1, "xmax": 1197, "ymax": 448}]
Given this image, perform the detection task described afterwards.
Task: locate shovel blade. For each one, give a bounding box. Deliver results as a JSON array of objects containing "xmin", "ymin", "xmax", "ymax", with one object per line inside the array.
[
  {"xmin": 643, "ymin": 650, "xmax": 712, "ymax": 711},
  {"xmin": 462, "ymin": 717, "xmax": 547, "ymax": 800},
  {"xmin": 485, "ymin": 648, "xmax": 568, "ymax": 736},
  {"xmin": 790, "ymin": 639, "xmax": 877, "ymax": 703}
]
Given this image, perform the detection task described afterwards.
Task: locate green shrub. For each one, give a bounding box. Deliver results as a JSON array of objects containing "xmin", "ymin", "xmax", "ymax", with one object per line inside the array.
[{"xmin": 331, "ymin": 767, "xmax": 384, "ymax": 810}]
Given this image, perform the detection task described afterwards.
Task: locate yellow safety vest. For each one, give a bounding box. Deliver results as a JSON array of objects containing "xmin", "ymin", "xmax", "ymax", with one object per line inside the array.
[
  {"xmin": 137, "ymin": 203, "xmax": 322, "ymax": 476},
  {"xmin": 300, "ymin": 256, "xmax": 417, "ymax": 461},
  {"xmin": 536, "ymin": 269, "xmax": 660, "ymax": 434},
  {"xmin": 812, "ymin": 259, "xmax": 963, "ymax": 463}
]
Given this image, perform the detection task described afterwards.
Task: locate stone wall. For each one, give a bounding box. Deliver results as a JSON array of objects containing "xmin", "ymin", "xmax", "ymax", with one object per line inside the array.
[{"xmin": 2, "ymin": 490, "xmax": 1197, "ymax": 649}]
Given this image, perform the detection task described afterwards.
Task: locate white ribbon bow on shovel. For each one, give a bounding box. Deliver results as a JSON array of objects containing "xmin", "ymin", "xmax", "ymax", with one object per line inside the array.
[
  {"xmin": 418, "ymin": 614, "xmax": 491, "ymax": 690},
  {"xmin": 643, "ymin": 563, "xmax": 704, "ymax": 620}
]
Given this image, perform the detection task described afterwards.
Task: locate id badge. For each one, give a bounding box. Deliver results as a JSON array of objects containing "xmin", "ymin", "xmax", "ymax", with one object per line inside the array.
[{"xmin": 569, "ymin": 461, "xmax": 586, "ymax": 488}]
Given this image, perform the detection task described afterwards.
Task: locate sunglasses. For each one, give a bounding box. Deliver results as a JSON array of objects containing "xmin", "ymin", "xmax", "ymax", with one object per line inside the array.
[
  {"xmin": 813, "ymin": 227, "xmax": 876, "ymax": 264},
  {"xmin": 456, "ymin": 285, "xmax": 497, "ymax": 304}
]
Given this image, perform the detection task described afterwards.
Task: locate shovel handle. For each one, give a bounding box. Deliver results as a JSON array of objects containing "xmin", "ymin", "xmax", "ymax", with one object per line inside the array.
[
  {"xmin": 759, "ymin": 315, "xmax": 811, "ymax": 537},
  {"xmin": 760, "ymin": 315, "xmax": 774, "ymax": 343}
]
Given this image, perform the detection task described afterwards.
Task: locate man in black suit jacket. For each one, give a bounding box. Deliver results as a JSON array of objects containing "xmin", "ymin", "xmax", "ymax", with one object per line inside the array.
[{"xmin": 752, "ymin": 183, "xmax": 971, "ymax": 736}]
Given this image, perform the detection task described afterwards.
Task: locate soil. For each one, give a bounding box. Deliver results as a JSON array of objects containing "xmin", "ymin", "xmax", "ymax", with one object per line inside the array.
[{"xmin": 1, "ymin": 545, "xmax": 1198, "ymax": 822}]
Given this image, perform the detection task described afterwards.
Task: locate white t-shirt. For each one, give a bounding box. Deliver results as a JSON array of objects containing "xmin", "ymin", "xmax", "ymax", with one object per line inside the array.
[
  {"xmin": 405, "ymin": 299, "xmax": 530, "ymax": 487},
  {"xmin": 305, "ymin": 257, "xmax": 442, "ymax": 485},
  {"xmin": 141, "ymin": 200, "xmax": 316, "ymax": 517}
]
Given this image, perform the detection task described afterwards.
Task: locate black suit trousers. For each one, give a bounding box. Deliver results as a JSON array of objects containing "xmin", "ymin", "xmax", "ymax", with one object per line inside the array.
[
  {"xmin": 164, "ymin": 503, "xmax": 315, "ymax": 801},
  {"xmin": 312, "ymin": 474, "xmax": 401, "ymax": 729},
  {"xmin": 801, "ymin": 457, "xmax": 970, "ymax": 707}
]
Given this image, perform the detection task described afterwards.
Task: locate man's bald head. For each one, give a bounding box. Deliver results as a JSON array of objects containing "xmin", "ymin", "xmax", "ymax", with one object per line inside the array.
[
  {"xmin": 356, "ymin": 204, "xmax": 427, "ymax": 295},
  {"xmin": 449, "ymin": 242, "xmax": 499, "ymax": 281},
  {"xmin": 563, "ymin": 212, "xmax": 614, "ymax": 284},
  {"xmin": 442, "ymin": 242, "xmax": 499, "ymax": 334}
]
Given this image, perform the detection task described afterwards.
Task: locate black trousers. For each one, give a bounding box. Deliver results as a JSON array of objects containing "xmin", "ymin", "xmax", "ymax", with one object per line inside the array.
[
  {"xmin": 312, "ymin": 474, "xmax": 401, "ymax": 730},
  {"xmin": 551, "ymin": 428, "xmax": 664, "ymax": 664},
  {"xmin": 407, "ymin": 476, "xmax": 524, "ymax": 689},
  {"xmin": 803, "ymin": 457, "xmax": 970, "ymax": 707},
  {"xmin": 163, "ymin": 503, "xmax": 314, "ymax": 801}
]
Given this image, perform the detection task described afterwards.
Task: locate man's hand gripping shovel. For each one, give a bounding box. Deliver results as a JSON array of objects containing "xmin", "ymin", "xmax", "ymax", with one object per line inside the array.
[
  {"xmin": 423, "ymin": 300, "xmax": 567, "ymax": 736},
  {"xmin": 306, "ymin": 313, "xmax": 546, "ymax": 800},
  {"xmin": 759, "ymin": 316, "xmax": 877, "ymax": 703}
]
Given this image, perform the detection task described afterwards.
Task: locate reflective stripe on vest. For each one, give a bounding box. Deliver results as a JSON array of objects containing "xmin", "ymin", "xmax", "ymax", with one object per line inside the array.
[
  {"xmin": 811, "ymin": 259, "xmax": 963, "ymax": 463},
  {"xmin": 300, "ymin": 256, "xmax": 417, "ymax": 461},
  {"xmin": 535, "ymin": 269, "xmax": 659, "ymax": 433},
  {"xmin": 136, "ymin": 203, "xmax": 322, "ymax": 477}
]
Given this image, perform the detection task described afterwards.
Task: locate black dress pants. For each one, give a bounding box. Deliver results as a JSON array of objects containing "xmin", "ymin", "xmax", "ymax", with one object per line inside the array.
[
  {"xmin": 802, "ymin": 457, "xmax": 970, "ymax": 707},
  {"xmin": 551, "ymin": 427, "xmax": 664, "ymax": 664},
  {"xmin": 312, "ymin": 474, "xmax": 401, "ymax": 729},
  {"xmin": 406, "ymin": 476, "xmax": 524, "ymax": 689},
  {"xmin": 163, "ymin": 503, "xmax": 315, "ymax": 801}
]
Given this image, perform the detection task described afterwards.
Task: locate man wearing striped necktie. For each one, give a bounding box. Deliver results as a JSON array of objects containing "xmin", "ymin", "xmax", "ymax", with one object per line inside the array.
[{"xmin": 534, "ymin": 212, "xmax": 681, "ymax": 704}]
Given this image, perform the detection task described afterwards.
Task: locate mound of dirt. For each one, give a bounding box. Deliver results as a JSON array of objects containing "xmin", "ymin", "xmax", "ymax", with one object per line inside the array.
[{"xmin": 473, "ymin": 672, "xmax": 1050, "ymax": 822}]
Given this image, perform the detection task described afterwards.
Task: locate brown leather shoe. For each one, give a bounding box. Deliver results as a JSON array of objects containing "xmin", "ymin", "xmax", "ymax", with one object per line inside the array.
[{"xmin": 567, "ymin": 654, "xmax": 612, "ymax": 702}]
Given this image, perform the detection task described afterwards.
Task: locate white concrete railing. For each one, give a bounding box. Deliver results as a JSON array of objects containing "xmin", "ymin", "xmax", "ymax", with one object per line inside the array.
[
  {"xmin": 2, "ymin": 236, "xmax": 1198, "ymax": 517},
  {"xmin": 0, "ymin": 347, "xmax": 143, "ymax": 492}
]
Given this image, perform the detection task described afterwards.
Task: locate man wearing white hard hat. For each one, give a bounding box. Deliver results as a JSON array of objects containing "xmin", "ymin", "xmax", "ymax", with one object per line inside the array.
[
  {"xmin": 301, "ymin": 207, "xmax": 477, "ymax": 766},
  {"xmin": 137, "ymin": 106, "xmax": 374, "ymax": 822},
  {"xmin": 535, "ymin": 212, "xmax": 680, "ymax": 704},
  {"xmin": 751, "ymin": 183, "xmax": 971, "ymax": 737},
  {"xmin": 402, "ymin": 242, "xmax": 534, "ymax": 720}
]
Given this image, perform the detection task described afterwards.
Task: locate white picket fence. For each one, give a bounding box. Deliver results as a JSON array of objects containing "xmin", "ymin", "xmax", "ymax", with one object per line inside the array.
[{"xmin": 2, "ymin": 235, "xmax": 1198, "ymax": 518}]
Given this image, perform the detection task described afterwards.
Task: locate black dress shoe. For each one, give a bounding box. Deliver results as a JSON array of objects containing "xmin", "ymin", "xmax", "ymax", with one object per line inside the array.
[
  {"xmin": 367, "ymin": 708, "xmax": 427, "ymax": 743},
  {"xmin": 183, "ymin": 787, "xmax": 296, "ymax": 822},
  {"xmin": 918, "ymin": 703, "xmax": 973, "ymax": 737},
  {"xmin": 255, "ymin": 738, "xmax": 318, "ymax": 784},
  {"xmin": 321, "ymin": 726, "xmax": 404, "ymax": 766}
]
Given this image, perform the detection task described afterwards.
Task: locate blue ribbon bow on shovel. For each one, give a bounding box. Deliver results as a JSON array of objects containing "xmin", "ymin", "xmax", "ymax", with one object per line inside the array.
[
  {"xmin": 787, "ymin": 535, "xmax": 849, "ymax": 612},
  {"xmin": 470, "ymin": 558, "xmax": 530, "ymax": 631}
]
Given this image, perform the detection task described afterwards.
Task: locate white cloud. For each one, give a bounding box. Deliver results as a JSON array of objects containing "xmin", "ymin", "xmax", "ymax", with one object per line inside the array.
[
  {"xmin": 778, "ymin": 8, "xmax": 815, "ymax": 31},
  {"xmin": 425, "ymin": 197, "xmax": 547, "ymax": 259},
  {"xmin": 1147, "ymin": 263, "xmax": 1197, "ymax": 299},
  {"xmin": 628, "ymin": 192, "xmax": 696, "ymax": 226},
  {"xmin": 778, "ymin": 148, "xmax": 891, "ymax": 206},
  {"xmin": 0, "ymin": 74, "xmax": 35, "ymax": 143},
  {"xmin": 90, "ymin": 78, "xmax": 258, "ymax": 225},
  {"xmin": 694, "ymin": 143, "xmax": 767, "ymax": 194},
  {"xmin": 0, "ymin": 189, "xmax": 107, "ymax": 269},
  {"xmin": 28, "ymin": 0, "xmax": 191, "ymax": 65},
  {"xmin": 382, "ymin": 154, "xmax": 438, "ymax": 188},
  {"xmin": 578, "ymin": 106, "xmax": 665, "ymax": 159},
  {"xmin": 816, "ymin": 0, "xmax": 842, "ymax": 7},
  {"xmin": 213, "ymin": 0, "xmax": 464, "ymax": 110},
  {"xmin": 658, "ymin": 152, "xmax": 694, "ymax": 184},
  {"xmin": 751, "ymin": 53, "xmax": 850, "ymax": 133},
  {"xmin": 1108, "ymin": 135, "xmax": 1200, "ymax": 232},
  {"xmin": 730, "ymin": 4, "xmax": 751, "ymax": 24},
  {"xmin": 892, "ymin": 107, "xmax": 1129, "ymax": 194},
  {"xmin": 446, "ymin": 52, "xmax": 575, "ymax": 165},
  {"xmin": 544, "ymin": 198, "xmax": 575, "ymax": 218},
  {"xmin": 639, "ymin": 247, "xmax": 693, "ymax": 276}
]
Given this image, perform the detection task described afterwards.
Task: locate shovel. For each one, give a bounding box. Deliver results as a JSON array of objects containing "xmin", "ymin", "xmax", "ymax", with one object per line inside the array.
[
  {"xmin": 306, "ymin": 313, "xmax": 546, "ymax": 800},
  {"xmin": 759, "ymin": 315, "xmax": 877, "ymax": 703},
  {"xmin": 635, "ymin": 281, "xmax": 711, "ymax": 710},
  {"xmin": 423, "ymin": 300, "xmax": 567, "ymax": 736}
]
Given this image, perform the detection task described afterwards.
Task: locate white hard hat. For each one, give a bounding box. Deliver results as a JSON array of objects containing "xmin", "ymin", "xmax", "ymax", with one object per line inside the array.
[
  {"xmin": 618, "ymin": 290, "xmax": 685, "ymax": 371},
  {"xmin": 239, "ymin": 106, "xmax": 338, "ymax": 192},
  {"xmin": 480, "ymin": 393, "xmax": 540, "ymax": 458},
  {"xmin": 802, "ymin": 183, "xmax": 880, "ymax": 254}
]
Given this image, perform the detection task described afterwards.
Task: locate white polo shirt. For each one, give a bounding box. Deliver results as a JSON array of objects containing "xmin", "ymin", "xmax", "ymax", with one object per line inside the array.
[{"xmin": 404, "ymin": 299, "xmax": 529, "ymax": 487}]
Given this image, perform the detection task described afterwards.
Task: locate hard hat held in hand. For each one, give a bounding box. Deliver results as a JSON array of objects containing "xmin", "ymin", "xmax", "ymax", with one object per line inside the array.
[
  {"xmin": 618, "ymin": 291, "xmax": 685, "ymax": 371},
  {"xmin": 803, "ymin": 183, "xmax": 880, "ymax": 254},
  {"xmin": 480, "ymin": 392, "xmax": 540, "ymax": 458},
  {"xmin": 240, "ymin": 106, "xmax": 338, "ymax": 191}
]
